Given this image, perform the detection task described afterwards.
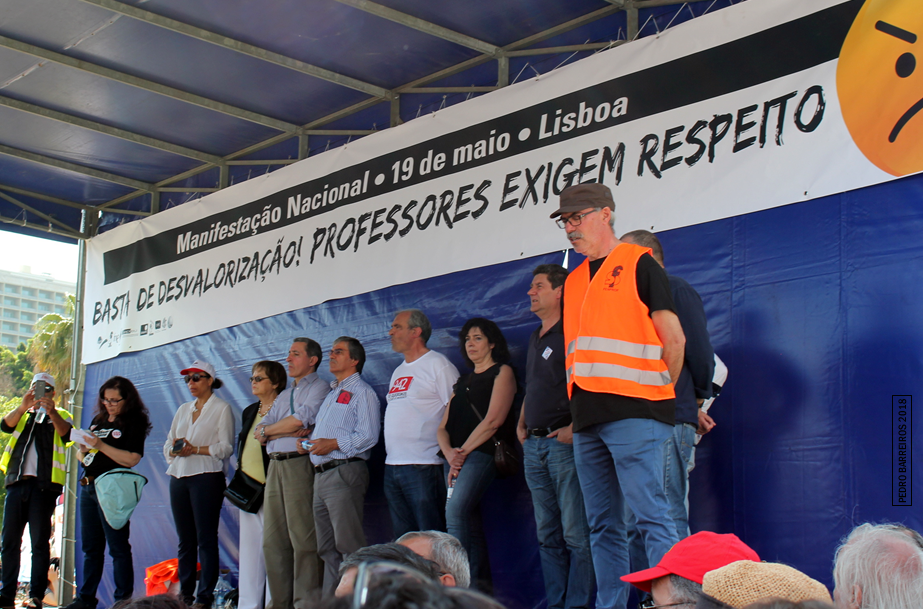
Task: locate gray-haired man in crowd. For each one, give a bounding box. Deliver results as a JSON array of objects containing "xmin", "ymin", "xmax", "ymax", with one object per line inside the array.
[
  {"xmin": 833, "ymin": 522, "xmax": 923, "ymax": 609},
  {"xmin": 398, "ymin": 530, "xmax": 471, "ymax": 588}
]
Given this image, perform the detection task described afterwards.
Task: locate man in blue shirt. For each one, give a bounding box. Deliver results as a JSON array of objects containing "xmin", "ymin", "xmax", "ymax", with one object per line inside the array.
[
  {"xmin": 305, "ymin": 337, "xmax": 381, "ymax": 593},
  {"xmin": 620, "ymin": 230, "xmax": 715, "ymax": 558}
]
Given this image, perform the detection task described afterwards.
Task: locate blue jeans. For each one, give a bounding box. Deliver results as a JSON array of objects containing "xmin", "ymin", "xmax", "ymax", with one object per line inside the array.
[
  {"xmin": 444, "ymin": 451, "xmax": 495, "ymax": 592},
  {"xmin": 523, "ymin": 436, "xmax": 595, "ymax": 609},
  {"xmin": 170, "ymin": 472, "xmax": 226, "ymax": 606},
  {"xmin": 77, "ymin": 483, "xmax": 134, "ymax": 604},
  {"xmin": 573, "ymin": 419, "xmax": 678, "ymax": 609},
  {"xmin": 625, "ymin": 423, "xmax": 697, "ymax": 573},
  {"xmin": 384, "ymin": 464, "xmax": 447, "ymax": 538},
  {"xmin": 0, "ymin": 479, "xmax": 58, "ymax": 601}
]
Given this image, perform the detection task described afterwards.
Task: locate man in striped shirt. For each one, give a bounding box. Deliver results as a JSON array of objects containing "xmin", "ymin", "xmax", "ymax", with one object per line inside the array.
[{"xmin": 305, "ymin": 336, "xmax": 381, "ymax": 593}]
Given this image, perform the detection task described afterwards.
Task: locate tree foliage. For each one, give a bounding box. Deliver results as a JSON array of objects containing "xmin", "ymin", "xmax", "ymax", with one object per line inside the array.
[
  {"xmin": 0, "ymin": 343, "xmax": 33, "ymax": 397},
  {"xmin": 28, "ymin": 294, "xmax": 75, "ymax": 405}
]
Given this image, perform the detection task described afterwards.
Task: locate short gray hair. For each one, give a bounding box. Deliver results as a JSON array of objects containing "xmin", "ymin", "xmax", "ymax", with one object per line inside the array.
[
  {"xmin": 833, "ymin": 523, "xmax": 923, "ymax": 608},
  {"xmin": 397, "ymin": 530, "xmax": 471, "ymax": 588},
  {"xmin": 669, "ymin": 574, "xmax": 702, "ymax": 604},
  {"xmin": 400, "ymin": 309, "xmax": 432, "ymax": 344}
]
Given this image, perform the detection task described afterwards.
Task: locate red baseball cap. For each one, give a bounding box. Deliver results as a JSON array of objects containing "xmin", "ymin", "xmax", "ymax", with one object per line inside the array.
[{"xmin": 621, "ymin": 531, "xmax": 760, "ymax": 592}]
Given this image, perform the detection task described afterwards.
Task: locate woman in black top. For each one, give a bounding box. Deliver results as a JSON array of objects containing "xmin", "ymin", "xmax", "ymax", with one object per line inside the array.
[
  {"xmin": 67, "ymin": 376, "xmax": 152, "ymax": 609},
  {"xmin": 437, "ymin": 318, "xmax": 516, "ymax": 591}
]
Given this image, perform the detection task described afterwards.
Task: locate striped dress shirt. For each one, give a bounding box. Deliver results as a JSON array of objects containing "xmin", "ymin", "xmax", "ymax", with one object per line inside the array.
[{"xmin": 310, "ymin": 372, "xmax": 380, "ymax": 466}]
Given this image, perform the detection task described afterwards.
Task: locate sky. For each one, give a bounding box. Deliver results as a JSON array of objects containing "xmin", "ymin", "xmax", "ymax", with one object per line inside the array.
[{"xmin": 0, "ymin": 232, "xmax": 80, "ymax": 284}]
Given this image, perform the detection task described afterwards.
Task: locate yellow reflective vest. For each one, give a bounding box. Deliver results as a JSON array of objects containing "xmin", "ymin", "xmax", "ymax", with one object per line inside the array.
[{"xmin": 0, "ymin": 409, "xmax": 73, "ymax": 485}]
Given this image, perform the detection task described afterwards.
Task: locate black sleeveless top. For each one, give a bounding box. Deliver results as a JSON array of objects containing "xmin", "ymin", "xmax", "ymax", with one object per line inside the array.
[{"xmin": 445, "ymin": 363, "xmax": 505, "ymax": 456}]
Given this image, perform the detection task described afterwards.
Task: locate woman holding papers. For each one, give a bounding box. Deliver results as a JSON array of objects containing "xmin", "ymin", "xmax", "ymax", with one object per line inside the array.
[
  {"xmin": 65, "ymin": 376, "xmax": 152, "ymax": 609},
  {"xmin": 164, "ymin": 360, "xmax": 234, "ymax": 609}
]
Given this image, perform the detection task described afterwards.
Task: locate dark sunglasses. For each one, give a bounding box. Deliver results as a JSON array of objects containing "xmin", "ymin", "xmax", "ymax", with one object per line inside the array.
[
  {"xmin": 249, "ymin": 376, "xmax": 268, "ymax": 383},
  {"xmin": 184, "ymin": 373, "xmax": 210, "ymax": 384}
]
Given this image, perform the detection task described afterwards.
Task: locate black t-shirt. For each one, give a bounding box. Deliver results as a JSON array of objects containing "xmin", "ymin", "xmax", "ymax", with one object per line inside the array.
[
  {"xmin": 570, "ymin": 252, "xmax": 678, "ymax": 431},
  {"xmin": 82, "ymin": 413, "xmax": 147, "ymax": 478},
  {"xmin": 524, "ymin": 320, "xmax": 571, "ymax": 430}
]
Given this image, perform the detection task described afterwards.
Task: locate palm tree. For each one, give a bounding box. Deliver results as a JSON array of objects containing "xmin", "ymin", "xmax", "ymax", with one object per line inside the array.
[{"xmin": 28, "ymin": 294, "xmax": 75, "ymax": 404}]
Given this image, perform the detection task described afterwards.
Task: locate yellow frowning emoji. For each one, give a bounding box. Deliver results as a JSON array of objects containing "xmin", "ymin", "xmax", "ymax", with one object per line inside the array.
[{"xmin": 837, "ymin": 0, "xmax": 922, "ymax": 176}]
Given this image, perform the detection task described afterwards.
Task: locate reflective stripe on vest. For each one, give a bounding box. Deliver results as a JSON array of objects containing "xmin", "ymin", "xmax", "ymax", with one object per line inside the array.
[
  {"xmin": 566, "ymin": 336, "xmax": 664, "ymax": 361},
  {"xmin": 566, "ymin": 361, "xmax": 672, "ymax": 387}
]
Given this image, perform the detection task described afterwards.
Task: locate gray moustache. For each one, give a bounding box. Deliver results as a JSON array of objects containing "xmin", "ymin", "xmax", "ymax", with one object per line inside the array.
[{"xmin": 567, "ymin": 232, "xmax": 583, "ymax": 242}]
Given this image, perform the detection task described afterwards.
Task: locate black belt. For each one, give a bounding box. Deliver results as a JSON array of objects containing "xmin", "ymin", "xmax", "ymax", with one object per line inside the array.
[
  {"xmin": 528, "ymin": 425, "xmax": 567, "ymax": 437},
  {"xmin": 314, "ymin": 457, "xmax": 362, "ymax": 474},
  {"xmin": 269, "ymin": 451, "xmax": 309, "ymax": 461},
  {"xmin": 79, "ymin": 476, "xmax": 95, "ymax": 486}
]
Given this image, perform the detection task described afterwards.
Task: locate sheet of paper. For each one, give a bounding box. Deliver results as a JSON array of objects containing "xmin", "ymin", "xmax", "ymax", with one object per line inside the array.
[{"xmin": 70, "ymin": 427, "xmax": 96, "ymax": 447}]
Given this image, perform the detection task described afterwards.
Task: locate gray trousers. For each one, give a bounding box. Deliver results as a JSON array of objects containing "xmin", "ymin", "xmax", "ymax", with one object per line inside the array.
[
  {"xmin": 313, "ymin": 460, "xmax": 369, "ymax": 593},
  {"xmin": 263, "ymin": 456, "xmax": 319, "ymax": 609}
]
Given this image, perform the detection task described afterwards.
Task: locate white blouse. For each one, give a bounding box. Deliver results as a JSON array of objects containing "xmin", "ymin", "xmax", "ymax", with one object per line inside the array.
[{"xmin": 163, "ymin": 393, "xmax": 235, "ymax": 478}]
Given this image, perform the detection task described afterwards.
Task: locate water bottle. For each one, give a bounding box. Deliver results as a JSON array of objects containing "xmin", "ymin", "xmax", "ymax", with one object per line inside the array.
[{"xmin": 213, "ymin": 570, "xmax": 232, "ymax": 609}]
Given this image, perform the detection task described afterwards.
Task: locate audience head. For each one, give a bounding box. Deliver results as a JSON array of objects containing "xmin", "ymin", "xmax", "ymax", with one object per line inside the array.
[
  {"xmin": 742, "ymin": 601, "xmax": 835, "ymax": 609},
  {"xmin": 620, "ymin": 229, "xmax": 665, "ymax": 267},
  {"xmin": 289, "ymin": 337, "xmax": 323, "ymax": 378},
  {"xmin": 702, "ymin": 560, "xmax": 832, "ymax": 607},
  {"xmin": 398, "ymin": 530, "xmax": 471, "ymax": 588},
  {"xmin": 110, "ymin": 595, "xmax": 188, "ymax": 609},
  {"xmin": 832, "ymin": 522, "xmax": 923, "ymax": 609},
  {"xmin": 331, "ymin": 336, "xmax": 366, "ymax": 375},
  {"xmin": 251, "ymin": 359, "xmax": 287, "ymax": 394},
  {"xmin": 622, "ymin": 531, "xmax": 760, "ymax": 605},
  {"xmin": 336, "ymin": 542, "xmax": 442, "ymax": 597}
]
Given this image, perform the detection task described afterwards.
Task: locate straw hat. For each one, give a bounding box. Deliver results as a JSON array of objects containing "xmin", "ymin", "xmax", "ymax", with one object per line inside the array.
[{"xmin": 702, "ymin": 560, "xmax": 832, "ymax": 607}]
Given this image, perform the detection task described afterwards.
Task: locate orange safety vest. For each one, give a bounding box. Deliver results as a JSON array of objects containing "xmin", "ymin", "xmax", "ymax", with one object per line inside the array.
[{"xmin": 563, "ymin": 242, "xmax": 675, "ymax": 401}]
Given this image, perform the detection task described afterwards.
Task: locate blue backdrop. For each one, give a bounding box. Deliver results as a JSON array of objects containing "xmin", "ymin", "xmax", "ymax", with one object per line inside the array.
[{"xmin": 80, "ymin": 170, "xmax": 923, "ymax": 608}]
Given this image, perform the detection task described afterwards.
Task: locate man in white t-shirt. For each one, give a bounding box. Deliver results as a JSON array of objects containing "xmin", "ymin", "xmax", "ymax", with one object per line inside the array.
[{"xmin": 385, "ymin": 309, "xmax": 460, "ymax": 537}]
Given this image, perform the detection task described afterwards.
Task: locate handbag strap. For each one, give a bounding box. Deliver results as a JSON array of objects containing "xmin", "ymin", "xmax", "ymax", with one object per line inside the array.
[{"xmin": 466, "ymin": 386, "xmax": 501, "ymax": 446}]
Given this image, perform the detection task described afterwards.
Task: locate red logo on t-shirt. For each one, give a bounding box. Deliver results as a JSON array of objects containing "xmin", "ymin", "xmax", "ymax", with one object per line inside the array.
[
  {"xmin": 389, "ymin": 377, "xmax": 413, "ymax": 394},
  {"xmin": 336, "ymin": 390, "xmax": 352, "ymax": 404}
]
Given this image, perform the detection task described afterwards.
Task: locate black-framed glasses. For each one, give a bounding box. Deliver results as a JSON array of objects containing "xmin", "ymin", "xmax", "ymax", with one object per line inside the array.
[
  {"xmin": 249, "ymin": 376, "xmax": 267, "ymax": 383},
  {"xmin": 555, "ymin": 208, "xmax": 600, "ymax": 229},
  {"xmin": 184, "ymin": 373, "xmax": 210, "ymax": 384},
  {"xmin": 102, "ymin": 398, "xmax": 124, "ymax": 406},
  {"xmin": 351, "ymin": 561, "xmax": 431, "ymax": 609},
  {"xmin": 639, "ymin": 599, "xmax": 695, "ymax": 609}
]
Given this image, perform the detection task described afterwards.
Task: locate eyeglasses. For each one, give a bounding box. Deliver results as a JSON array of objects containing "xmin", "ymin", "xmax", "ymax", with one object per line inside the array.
[
  {"xmin": 249, "ymin": 376, "xmax": 267, "ymax": 383},
  {"xmin": 102, "ymin": 398, "xmax": 124, "ymax": 406},
  {"xmin": 639, "ymin": 599, "xmax": 695, "ymax": 609},
  {"xmin": 351, "ymin": 561, "xmax": 432, "ymax": 609},
  {"xmin": 555, "ymin": 208, "xmax": 600, "ymax": 229},
  {"xmin": 184, "ymin": 373, "xmax": 210, "ymax": 384}
]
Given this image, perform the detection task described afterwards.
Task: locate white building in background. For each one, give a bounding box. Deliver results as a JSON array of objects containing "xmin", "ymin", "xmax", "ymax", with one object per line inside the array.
[{"xmin": 0, "ymin": 267, "xmax": 74, "ymax": 348}]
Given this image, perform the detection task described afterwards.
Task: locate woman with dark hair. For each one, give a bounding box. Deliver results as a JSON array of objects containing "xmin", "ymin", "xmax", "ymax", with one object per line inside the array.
[
  {"xmin": 437, "ymin": 318, "xmax": 516, "ymax": 591},
  {"xmin": 236, "ymin": 360, "xmax": 286, "ymax": 609},
  {"xmin": 163, "ymin": 360, "xmax": 234, "ymax": 609},
  {"xmin": 66, "ymin": 376, "xmax": 152, "ymax": 609}
]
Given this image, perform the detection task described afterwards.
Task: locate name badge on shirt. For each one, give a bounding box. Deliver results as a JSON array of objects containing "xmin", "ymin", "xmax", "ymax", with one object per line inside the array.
[
  {"xmin": 542, "ymin": 347, "xmax": 553, "ymax": 360},
  {"xmin": 336, "ymin": 390, "xmax": 352, "ymax": 404}
]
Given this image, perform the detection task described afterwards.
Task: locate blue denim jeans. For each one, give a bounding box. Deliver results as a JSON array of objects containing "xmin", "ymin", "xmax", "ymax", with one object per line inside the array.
[
  {"xmin": 444, "ymin": 450, "xmax": 495, "ymax": 591},
  {"xmin": 625, "ymin": 422, "xmax": 697, "ymax": 574},
  {"xmin": 77, "ymin": 483, "xmax": 134, "ymax": 604},
  {"xmin": 523, "ymin": 436, "xmax": 595, "ymax": 609},
  {"xmin": 0, "ymin": 479, "xmax": 58, "ymax": 601},
  {"xmin": 573, "ymin": 419, "xmax": 678, "ymax": 609},
  {"xmin": 384, "ymin": 464, "xmax": 447, "ymax": 538}
]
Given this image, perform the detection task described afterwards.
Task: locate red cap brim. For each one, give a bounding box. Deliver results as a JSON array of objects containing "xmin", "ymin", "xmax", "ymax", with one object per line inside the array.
[
  {"xmin": 180, "ymin": 367, "xmax": 205, "ymax": 376},
  {"xmin": 620, "ymin": 565, "xmax": 672, "ymax": 592}
]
